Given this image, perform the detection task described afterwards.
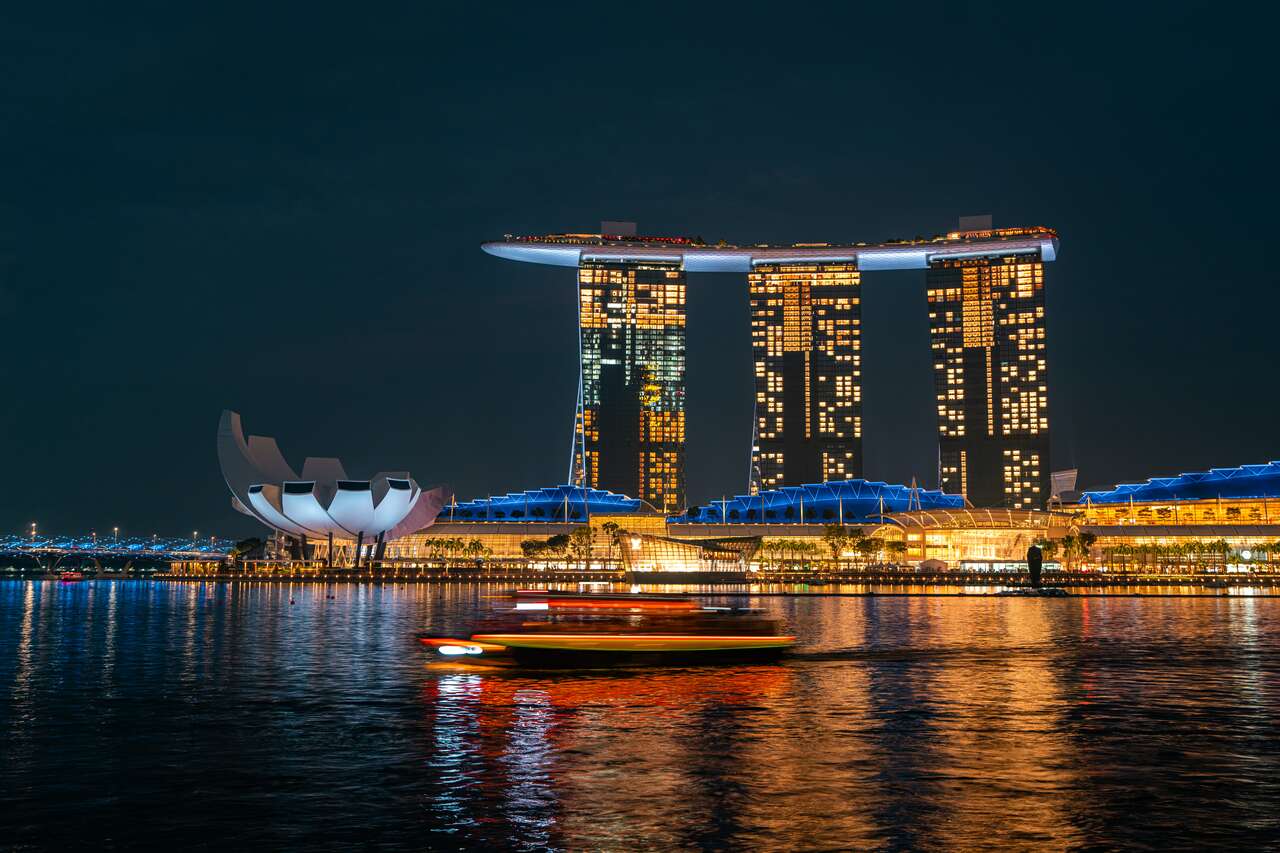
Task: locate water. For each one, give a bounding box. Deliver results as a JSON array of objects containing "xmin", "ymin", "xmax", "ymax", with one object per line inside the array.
[{"xmin": 2, "ymin": 581, "xmax": 1279, "ymax": 851}]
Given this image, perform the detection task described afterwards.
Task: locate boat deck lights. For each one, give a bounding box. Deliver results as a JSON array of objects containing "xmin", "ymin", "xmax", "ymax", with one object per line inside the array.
[{"xmin": 437, "ymin": 645, "xmax": 485, "ymax": 656}]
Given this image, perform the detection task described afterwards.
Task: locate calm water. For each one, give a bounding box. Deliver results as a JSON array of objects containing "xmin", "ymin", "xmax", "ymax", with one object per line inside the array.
[{"xmin": 2, "ymin": 581, "xmax": 1279, "ymax": 851}]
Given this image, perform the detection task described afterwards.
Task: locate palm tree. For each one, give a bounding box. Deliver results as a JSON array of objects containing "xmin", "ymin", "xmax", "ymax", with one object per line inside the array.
[
  {"xmin": 1078, "ymin": 532, "xmax": 1097, "ymax": 569},
  {"xmin": 1214, "ymin": 538, "xmax": 1232, "ymax": 572},
  {"xmin": 464, "ymin": 538, "xmax": 487, "ymax": 566},
  {"xmin": 1061, "ymin": 533, "xmax": 1081, "ymax": 572},
  {"xmin": 600, "ymin": 521, "xmax": 621, "ymax": 568},
  {"xmin": 1184, "ymin": 542, "xmax": 1199, "ymax": 574},
  {"xmin": 796, "ymin": 540, "xmax": 819, "ymax": 569},
  {"xmin": 762, "ymin": 539, "xmax": 786, "ymax": 571}
]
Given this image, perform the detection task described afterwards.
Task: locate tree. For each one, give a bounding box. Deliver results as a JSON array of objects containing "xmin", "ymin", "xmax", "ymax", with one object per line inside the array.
[
  {"xmin": 822, "ymin": 525, "xmax": 849, "ymax": 568},
  {"xmin": 885, "ymin": 540, "xmax": 908, "ymax": 564},
  {"xmin": 854, "ymin": 534, "xmax": 878, "ymax": 566},
  {"xmin": 1061, "ymin": 533, "xmax": 1080, "ymax": 571},
  {"xmin": 1213, "ymin": 538, "xmax": 1232, "ymax": 571},
  {"xmin": 464, "ymin": 538, "xmax": 489, "ymax": 566},
  {"xmin": 230, "ymin": 537, "xmax": 264, "ymax": 562},
  {"xmin": 569, "ymin": 526, "xmax": 594, "ymax": 569},
  {"xmin": 520, "ymin": 539, "xmax": 546, "ymax": 560},
  {"xmin": 1078, "ymin": 532, "xmax": 1097, "ymax": 568},
  {"xmin": 545, "ymin": 533, "xmax": 571, "ymax": 570},
  {"xmin": 600, "ymin": 521, "xmax": 621, "ymax": 567},
  {"xmin": 759, "ymin": 539, "xmax": 782, "ymax": 570}
]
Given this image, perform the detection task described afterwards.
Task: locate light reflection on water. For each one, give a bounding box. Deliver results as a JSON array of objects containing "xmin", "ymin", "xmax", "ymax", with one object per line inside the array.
[{"xmin": 1, "ymin": 580, "xmax": 1279, "ymax": 850}]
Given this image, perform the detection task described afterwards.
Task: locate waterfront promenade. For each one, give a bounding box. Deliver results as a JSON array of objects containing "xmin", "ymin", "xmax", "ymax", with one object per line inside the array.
[{"xmin": 159, "ymin": 563, "xmax": 1280, "ymax": 588}]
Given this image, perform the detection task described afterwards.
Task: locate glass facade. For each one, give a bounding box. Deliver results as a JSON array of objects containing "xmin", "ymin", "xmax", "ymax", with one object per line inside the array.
[
  {"xmin": 1082, "ymin": 496, "xmax": 1279, "ymax": 527},
  {"xmin": 928, "ymin": 253, "xmax": 1050, "ymax": 508},
  {"xmin": 575, "ymin": 260, "xmax": 687, "ymax": 513},
  {"xmin": 748, "ymin": 263, "xmax": 862, "ymax": 491}
]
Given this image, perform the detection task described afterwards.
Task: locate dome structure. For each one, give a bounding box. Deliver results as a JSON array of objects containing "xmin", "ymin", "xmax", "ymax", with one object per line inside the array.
[
  {"xmin": 444, "ymin": 485, "xmax": 657, "ymax": 522},
  {"xmin": 680, "ymin": 478, "xmax": 965, "ymax": 524},
  {"xmin": 217, "ymin": 410, "xmax": 449, "ymax": 542}
]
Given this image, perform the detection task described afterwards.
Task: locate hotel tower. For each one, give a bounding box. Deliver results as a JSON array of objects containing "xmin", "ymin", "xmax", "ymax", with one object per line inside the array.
[
  {"xmin": 748, "ymin": 263, "xmax": 862, "ymax": 492},
  {"xmin": 483, "ymin": 222, "xmax": 1057, "ymax": 511},
  {"xmin": 572, "ymin": 258, "xmax": 687, "ymax": 513},
  {"xmin": 927, "ymin": 251, "xmax": 1050, "ymax": 508}
]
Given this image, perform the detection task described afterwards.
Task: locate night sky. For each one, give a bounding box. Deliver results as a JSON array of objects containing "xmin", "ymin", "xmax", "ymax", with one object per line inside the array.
[{"xmin": 3, "ymin": 3, "xmax": 1276, "ymax": 538}]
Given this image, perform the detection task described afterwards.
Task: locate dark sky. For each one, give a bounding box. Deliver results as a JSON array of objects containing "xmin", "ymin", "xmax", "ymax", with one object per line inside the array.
[{"xmin": 3, "ymin": 3, "xmax": 1276, "ymax": 538}]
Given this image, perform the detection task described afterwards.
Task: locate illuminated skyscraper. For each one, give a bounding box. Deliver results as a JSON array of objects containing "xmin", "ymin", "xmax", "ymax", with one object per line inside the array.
[
  {"xmin": 573, "ymin": 259, "xmax": 687, "ymax": 512},
  {"xmin": 748, "ymin": 263, "xmax": 862, "ymax": 491},
  {"xmin": 483, "ymin": 225, "xmax": 1058, "ymax": 510},
  {"xmin": 927, "ymin": 250, "xmax": 1049, "ymax": 508}
]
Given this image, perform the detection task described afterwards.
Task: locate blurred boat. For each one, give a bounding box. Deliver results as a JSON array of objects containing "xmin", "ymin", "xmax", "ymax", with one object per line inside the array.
[
  {"xmin": 418, "ymin": 588, "xmax": 794, "ymax": 666},
  {"xmin": 995, "ymin": 586, "xmax": 1070, "ymax": 597}
]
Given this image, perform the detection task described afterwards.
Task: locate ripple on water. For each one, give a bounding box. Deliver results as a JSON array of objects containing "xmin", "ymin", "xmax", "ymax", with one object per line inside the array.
[{"xmin": 1, "ymin": 581, "xmax": 1279, "ymax": 850}]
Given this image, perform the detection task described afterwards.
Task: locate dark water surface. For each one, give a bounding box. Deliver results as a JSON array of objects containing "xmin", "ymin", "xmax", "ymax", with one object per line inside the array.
[{"xmin": 2, "ymin": 581, "xmax": 1279, "ymax": 851}]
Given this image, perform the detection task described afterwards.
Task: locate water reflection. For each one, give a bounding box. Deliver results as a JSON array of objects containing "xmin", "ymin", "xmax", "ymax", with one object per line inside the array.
[{"xmin": 2, "ymin": 581, "xmax": 1280, "ymax": 850}]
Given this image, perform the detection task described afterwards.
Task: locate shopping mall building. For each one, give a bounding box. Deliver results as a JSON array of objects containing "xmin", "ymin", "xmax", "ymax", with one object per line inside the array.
[{"xmin": 385, "ymin": 462, "xmax": 1280, "ymax": 575}]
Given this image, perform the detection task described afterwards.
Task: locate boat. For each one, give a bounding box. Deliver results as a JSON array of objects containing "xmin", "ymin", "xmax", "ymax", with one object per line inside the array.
[
  {"xmin": 59, "ymin": 571, "xmax": 85, "ymax": 582},
  {"xmin": 994, "ymin": 586, "xmax": 1070, "ymax": 597},
  {"xmin": 418, "ymin": 588, "xmax": 795, "ymax": 666}
]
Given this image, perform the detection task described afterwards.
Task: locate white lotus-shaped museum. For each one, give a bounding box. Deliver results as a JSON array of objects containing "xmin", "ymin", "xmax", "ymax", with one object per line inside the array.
[{"xmin": 217, "ymin": 410, "xmax": 449, "ymax": 543}]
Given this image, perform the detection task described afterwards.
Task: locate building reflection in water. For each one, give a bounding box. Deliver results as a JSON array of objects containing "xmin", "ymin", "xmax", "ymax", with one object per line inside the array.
[
  {"xmin": 421, "ymin": 666, "xmax": 794, "ymax": 850},
  {"xmin": 926, "ymin": 598, "xmax": 1080, "ymax": 849},
  {"xmin": 5, "ymin": 582, "xmax": 1280, "ymax": 850},
  {"xmin": 415, "ymin": 597, "xmax": 1182, "ymax": 849}
]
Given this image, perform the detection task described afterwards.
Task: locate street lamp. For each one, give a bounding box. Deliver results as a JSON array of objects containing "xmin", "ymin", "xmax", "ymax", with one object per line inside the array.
[
  {"xmin": 113, "ymin": 526, "xmax": 119, "ymax": 543},
  {"xmin": 30, "ymin": 522, "xmax": 36, "ymax": 542}
]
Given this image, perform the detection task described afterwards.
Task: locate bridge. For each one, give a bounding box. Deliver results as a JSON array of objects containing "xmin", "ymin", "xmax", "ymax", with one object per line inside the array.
[{"xmin": 0, "ymin": 534, "xmax": 235, "ymax": 575}]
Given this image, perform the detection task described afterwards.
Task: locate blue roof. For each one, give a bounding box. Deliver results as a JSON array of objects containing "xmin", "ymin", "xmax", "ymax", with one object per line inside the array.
[
  {"xmin": 1080, "ymin": 461, "xmax": 1280, "ymax": 504},
  {"xmin": 677, "ymin": 479, "xmax": 965, "ymax": 524},
  {"xmin": 445, "ymin": 485, "xmax": 655, "ymax": 522}
]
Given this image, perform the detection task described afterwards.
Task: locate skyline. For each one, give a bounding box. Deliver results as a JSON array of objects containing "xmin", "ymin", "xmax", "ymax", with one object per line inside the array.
[{"xmin": 2, "ymin": 4, "xmax": 1276, "ymax": 538}]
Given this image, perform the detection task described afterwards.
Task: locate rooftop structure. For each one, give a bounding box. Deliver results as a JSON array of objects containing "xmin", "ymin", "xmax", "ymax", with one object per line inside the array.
[
  {"xmin": 679, "ymin": 478, "xmax": 964, "ymax": 524},
  {"xmin": 443, "ymin": 485, "xmax": 658, "ymax": 522},
  {"xmin": 482, "ymin": 227, "xmax": 1059, "ymax": 272},
  {"xmin": 1080, "ymin": 462, "xmax": 1280, "ymax": 504}
]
